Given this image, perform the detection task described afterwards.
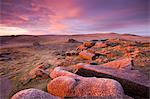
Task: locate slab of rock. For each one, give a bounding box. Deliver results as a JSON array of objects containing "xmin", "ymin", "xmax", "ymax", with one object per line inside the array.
[
  {"xmin": 75, "ymin": 63, "xmax": 150, "ymax": 98},
  {"xmin": 101, "ymin": 58, "xmax": 133, "ymax": 70},
  {"xmin": 11, "ymin": 88, "xmax": 60, "ymax": 99}
]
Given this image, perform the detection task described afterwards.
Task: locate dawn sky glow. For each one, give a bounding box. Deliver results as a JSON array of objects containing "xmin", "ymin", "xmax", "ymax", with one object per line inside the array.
[{"xmin": 0, "ymin": 0, "xmax": 149, "ymax": 36}]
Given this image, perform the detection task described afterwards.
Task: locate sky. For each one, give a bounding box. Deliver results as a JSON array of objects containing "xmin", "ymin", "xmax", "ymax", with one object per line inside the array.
[{"xmin": 0, "ymin": 0, "xmax": 149, "ymax": 36}]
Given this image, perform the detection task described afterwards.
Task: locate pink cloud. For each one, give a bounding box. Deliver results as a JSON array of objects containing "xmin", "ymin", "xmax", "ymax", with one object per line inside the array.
[{"xmin": 0, "ymin": 0, "xmax": 148, "ymax": 36}]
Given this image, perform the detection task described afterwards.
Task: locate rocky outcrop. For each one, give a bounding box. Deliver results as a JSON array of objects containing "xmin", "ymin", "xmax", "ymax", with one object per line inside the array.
[
  {"xmin": 75, "ymin": 63, "xmax": 150, "ymax": 98},
  {"xmin": 11, "ymin": 88, "xmax": 60, "ymax": 99},
  {"xmin": 48, "ymin": 67, "xmax": 124, "ymax": 98},
  {"xmin": 101, "ymin": 58, "xmax": 133, "ymax": 70},
  {"xmin": 76, "ymin": 41, "xmax": 95, "ymax": 51}
]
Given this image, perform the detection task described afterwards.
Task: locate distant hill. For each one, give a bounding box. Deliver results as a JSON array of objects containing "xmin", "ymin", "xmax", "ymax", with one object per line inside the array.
[{"xmin": 0, "ymin": 33, "xmax": 150, "ymax": 49}]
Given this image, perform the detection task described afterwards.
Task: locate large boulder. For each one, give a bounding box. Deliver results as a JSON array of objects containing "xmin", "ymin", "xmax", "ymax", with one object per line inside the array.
[
  {"xmin": 101, "ymin": 58, "xmax": 133, "ymax": 70},
  {"xmin": 48, "ymin": 67, "xmax": 124, "ymax": 98},
  {"xmin": 75, "ymin": 63, "xmax": 150, "ymax": 98},
  {"xmin": 11, "ymin": 88, "xmax": 60, "ymax": 99},
  {"xmin": 47, "ymin": 76, "xmax": 124, "ymax": 98}
]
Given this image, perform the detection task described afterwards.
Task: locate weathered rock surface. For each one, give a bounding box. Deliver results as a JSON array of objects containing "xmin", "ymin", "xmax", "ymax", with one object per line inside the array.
[
  {"xmin": 94, "ymin": 42, "xmax": 107, "ymax": 48},
  {"xmin": 28, "ymin": 64, "xmax": 50, "ymax": 79},
  {"xmin": 101, "ymin": 58, "xmax": 133, "ymax": 70},
  {"xmin": 50, "ymin": 67, "xmax": 78, "ymax": 79},
  {"xmin": 75, "ymin": 63, "xmax": 150, "ymax": 98},
  {"xmin": 76, "ymin": 45, "xmax": 87, "ymax": 51},
  {"xmin": 83, "ymin": 41, "xmax": 95, "ymax": 48},
  {"xmin": 35, "ymin": 69, "xmax": 49, "ymax": 78},
  {"xmin": 48, "ymin": 67, "xmax": 124, "ymax": 98},
  {"xmin": 79, "ymin": 50, "xmax": 98, "ymax": 60},
  {"xmin": 48, "ymin": 76, "xmax": 124, "ymax": 98},
  {"xmin": 11, "ymin": 88, "xmax": 60, "ymax": 99},
  {"xmin": 66, "ymin": 95, "xmax": 133, "ymax": 99}
]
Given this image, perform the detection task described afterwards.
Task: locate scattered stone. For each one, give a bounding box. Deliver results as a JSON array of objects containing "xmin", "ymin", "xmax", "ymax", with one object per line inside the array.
[
  {"xmin": 53, "ymin": 50, "xmax": 66, "ymax": 56},
  {"xmin": 94, "ymin": 42, "xmax": 107, "ymax": 48},
  {"xmin": 132, "ymin": 50, "xmax": 150, "ymax": 67},
  {"xmin": 32, "ymin": 41, "xmax": 41, "ymax": 46},
  {"xmin": 86, "ymin": 49, "xmax": 95, "ymax": 53},
  {"xmin": 106, "ymin": 42, "xmax": 119, "ymax": 47},
  {"xmin": 90, "ymin": 39, "xmax": 99, "ymax": 43},
  {"xmin": 95, "ymin": 50, "xmax": 111, "ymax": 55},
  {"xmin": 0, "ymin": 52, "xmax": 11, "ymax": 61},
  {"xmin": 79, "ymin": 50, "xmax": 95, "ymax": 60},
  {"xmin": 75, "ymin": 63, "xmax": 150, "ymax": 98},
  {"xmin": 79, "ymin": 50, "xmax": 99, "ymax": 60},
  {"xmin": 76, "ymin": 45, "xmax": 87, "ymax": 51},
  {"xmin": 99, "ymin": 39, "xmax": 108, "ymax": 42},
  {"xmin": 83, "ymin": 41, "xmax": 95, "ymax": 48},
  {"xmin": 66, "ymin": 50, "xmax": 79, "ymax": 56},
  {"xmin": 11, "ymin": 88, "xmax": 60, "ymax": 99}
]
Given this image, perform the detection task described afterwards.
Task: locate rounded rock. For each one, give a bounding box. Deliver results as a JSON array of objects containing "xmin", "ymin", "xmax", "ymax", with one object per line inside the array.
[{"xmin": 11, "ymin": 88, "xmax": 59, "ymax": 99}]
